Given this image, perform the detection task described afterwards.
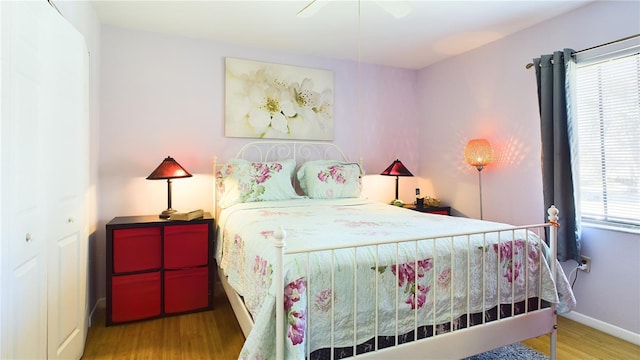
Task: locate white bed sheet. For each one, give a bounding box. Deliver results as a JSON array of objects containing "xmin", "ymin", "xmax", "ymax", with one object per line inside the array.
[{"xmin": 216, "ymin": 198, "xmax": 576, "ymax": 359}]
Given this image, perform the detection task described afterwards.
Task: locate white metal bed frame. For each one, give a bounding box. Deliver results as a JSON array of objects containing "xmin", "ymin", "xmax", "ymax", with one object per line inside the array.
[{"xmin": 213, "ymin": 141, "xmax": 558, "ymax": 360}]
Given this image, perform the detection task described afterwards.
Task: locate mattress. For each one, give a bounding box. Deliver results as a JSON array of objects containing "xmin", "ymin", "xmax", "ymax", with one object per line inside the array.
[{"xmin": 216, "ymin": 198, "xmax": 576, "ymax": 359}]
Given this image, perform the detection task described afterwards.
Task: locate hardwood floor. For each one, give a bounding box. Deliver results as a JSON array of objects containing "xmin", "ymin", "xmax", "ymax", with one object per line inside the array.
[
  {"xmin": 82, "ymin": 283, "xmax": 245, "ymax": 360},
  {"xmin": 83, "ymin": 283, "xmax": 639, "ymax": 359},
  {"xmin": 523, "ymin": 317, "xmax": 640, "ymax": 360}
]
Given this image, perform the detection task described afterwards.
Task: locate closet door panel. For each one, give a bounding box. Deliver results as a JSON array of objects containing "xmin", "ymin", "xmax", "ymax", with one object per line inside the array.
[
  {"xmin": 51, "ymin": 232, "xmax": 81, "ymax": 351},
  {"xmin": 7, "ymin": 7, "xmax": 43, "ymax": 269},
  {"xmin": 8, "ymin": 68, "xmax": 43, "ymax": 269},
  {"xmin": 1, "ymin": 2, "xmax": 48, "ymax": 358},
  {"xmin": 6, "ymin": 259, "xmax": 47, "ymax": 359},
  {"xmin": 43, "ymin": 5, "xmax": 89, "ymax": 359}
]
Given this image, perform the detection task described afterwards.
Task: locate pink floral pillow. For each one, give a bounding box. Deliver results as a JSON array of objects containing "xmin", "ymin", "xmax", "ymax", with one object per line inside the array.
[
  {"xmin": 216, "ymin": 159, "xmax": 302, "ymax": 208},
  {"xmin": 297, "ymin": 160, "xmax": 363, "ymax": 199}
]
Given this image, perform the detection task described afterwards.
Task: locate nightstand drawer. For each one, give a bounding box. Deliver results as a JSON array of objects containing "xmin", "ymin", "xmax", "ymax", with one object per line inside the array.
[
  {"xmin": 164, "ymin": 224, "xmax": 209, "ymax": 269},
  {"xmin": 111, "ymin": 272, "xmax": 161, "ymax": 322},
  {"xmin": 164, "ymin": 267, "xmax": 209, "ymax": 314},
  {"xmin": 113, "ymin": 227, "xmax": 161, "ymax": 273}
]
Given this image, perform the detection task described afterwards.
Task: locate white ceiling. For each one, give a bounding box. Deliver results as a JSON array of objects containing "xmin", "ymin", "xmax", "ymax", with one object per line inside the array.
[{"xmin": 90, "ymin": 0, "xmax": 594, "ymax": 69}]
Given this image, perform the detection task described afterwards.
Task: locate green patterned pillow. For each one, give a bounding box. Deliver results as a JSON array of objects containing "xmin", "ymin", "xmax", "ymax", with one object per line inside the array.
[
  {"xmin": 217, "ymin": 158, "xmax": 302, "ymax": 208},
  {"xmin": 297, "ymin": 160, "xmax": 363, "ymax": 199}
]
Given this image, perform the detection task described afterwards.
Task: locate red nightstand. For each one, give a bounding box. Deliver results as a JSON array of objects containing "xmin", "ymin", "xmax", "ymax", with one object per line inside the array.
[
  {"xmin": 403, "ymin": 204, "xmax": 451, "ymax": 215},
  {"xmin": 105, "ymin": 213, "xmax": 214, "ymax": 325}
]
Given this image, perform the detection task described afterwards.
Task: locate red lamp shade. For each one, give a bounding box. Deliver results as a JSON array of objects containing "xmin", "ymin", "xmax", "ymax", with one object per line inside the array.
[
  {"xmin": 464, "ymin": 139, "xmax": 493, "ymax": 170},
  {"xmin": 147, "ymin": 156, "xmax": 192, "ymax": 218},
  {"xmin": 380, "ymin": 159, "xmax": 413, "ymax": 177},
  {"xmin": 146, "ymin": 156, "xmax": 192, "ymax": 180},
  {"xmin": 380, "ymin": 159, "xmax": 413, "ymax": 202}
]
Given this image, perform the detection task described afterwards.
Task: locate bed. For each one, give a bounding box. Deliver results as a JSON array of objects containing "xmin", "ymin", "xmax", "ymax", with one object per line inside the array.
[{"xmin": 213, "ymin": 141, "xmax": 575, "ymax": 360}]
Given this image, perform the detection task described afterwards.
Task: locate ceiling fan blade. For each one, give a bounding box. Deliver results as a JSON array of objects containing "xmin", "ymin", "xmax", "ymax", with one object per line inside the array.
[
  {"xmin": 297, "ymin": 0, "xmax": 411, "ymax": 19},
  {"xmin": 375, "ymin": 0, "xmax": 412, "ymax": 19},
  {"xmin": 297, "ymin": 0, "xmax": 329, "ymax": 18}
]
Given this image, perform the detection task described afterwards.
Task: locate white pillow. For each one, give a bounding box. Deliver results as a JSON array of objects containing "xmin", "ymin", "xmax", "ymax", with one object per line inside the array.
[
  {"xmin": 297, "ymin": 160, "xmax": 363, "ymax": 199},
  {"xmin": 216, "ymin": 158, "xmax": 302, "ymax": 208}
]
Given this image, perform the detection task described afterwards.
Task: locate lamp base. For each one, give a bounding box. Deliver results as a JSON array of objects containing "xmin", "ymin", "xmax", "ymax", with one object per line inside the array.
[
  {"xmin": 391, "ymin": 199, "xmax": 404, "ymax": 207},
  {"xmin": 159, "ymin": 208, "xmax": 177, "ymax": 219}
]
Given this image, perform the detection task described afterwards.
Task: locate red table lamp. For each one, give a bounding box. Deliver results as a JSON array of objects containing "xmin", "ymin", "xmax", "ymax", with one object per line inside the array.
[
  {"xmin": 380, "ymin": 159, "xmax": 413, "ymax": 204},
  {"xmin": 146, "ymin": 156, "xmax": 192, "ymax": 218}
]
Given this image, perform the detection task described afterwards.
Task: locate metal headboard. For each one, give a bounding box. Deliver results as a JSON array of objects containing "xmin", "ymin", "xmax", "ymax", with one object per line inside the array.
[{"xmin": 233, "ymin": 141, "xmax": 348, "ymax": 163}]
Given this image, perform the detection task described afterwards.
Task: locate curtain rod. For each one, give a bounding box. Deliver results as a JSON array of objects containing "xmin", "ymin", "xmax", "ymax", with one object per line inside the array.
[{"xmin": 525, "ymin": 34, "xmax": 640, "ymax": 69}]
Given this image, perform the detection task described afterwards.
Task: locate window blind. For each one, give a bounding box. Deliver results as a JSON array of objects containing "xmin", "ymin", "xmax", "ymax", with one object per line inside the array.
[{"xmin": 574, "ymin": 49, "xmax": 640, "ymax": 228}]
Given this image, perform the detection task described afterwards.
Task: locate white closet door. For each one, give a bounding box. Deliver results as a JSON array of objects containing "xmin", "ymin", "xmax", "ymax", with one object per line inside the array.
[
  {"xmin": 1, "ymin": 1, "xmax": 89, "ymax": 359},
  {"xmin": 43, "ymin": 4, "xmax": 89, "ymax": 359},
  {"xmin": 1, "ymin": 1, "xmax": 49, "ymax": 358}
]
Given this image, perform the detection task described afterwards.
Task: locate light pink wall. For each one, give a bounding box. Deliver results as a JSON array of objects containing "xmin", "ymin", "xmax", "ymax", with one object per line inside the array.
[
  {"xmin": 99, "ymin": 25, "xmax": 420, "ymax": 300},
  {"xmin": 417, "ymin": 0, "xmax": 640, "ymax": 337},
  {"xmin": 418, "ymin": 50, "xmax": 542, "ymax": 224}
]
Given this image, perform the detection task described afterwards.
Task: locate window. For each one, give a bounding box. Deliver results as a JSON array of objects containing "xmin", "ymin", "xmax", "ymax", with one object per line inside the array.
[{"xmin": 574, "ymin": 42, "xmax": 640, "ymax": 229}]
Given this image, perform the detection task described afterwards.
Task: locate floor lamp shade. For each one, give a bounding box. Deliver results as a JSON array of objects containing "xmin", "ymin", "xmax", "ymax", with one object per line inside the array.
[
  {"xmin": 146, "ymin": 156, "xmax": 192, "ymax": 218},
  {"xmin": 464, "ymin": 139, "xmax": 492, "ymax": 219},
  {"xmin": 464, "ymin": 139, "xmax": 493, "ymax": 170},
  {"xmin": 380, "ymin": 159, "xmax": 413, "ymax": 202}
]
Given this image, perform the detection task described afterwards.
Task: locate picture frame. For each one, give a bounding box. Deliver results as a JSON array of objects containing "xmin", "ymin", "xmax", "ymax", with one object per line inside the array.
[{"xmin": 225, "ymin": 57, "xmax": 334, "ymax": 140}]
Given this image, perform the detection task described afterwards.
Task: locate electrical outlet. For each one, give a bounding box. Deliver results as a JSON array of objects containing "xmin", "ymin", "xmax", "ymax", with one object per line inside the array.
[{"xmin": 579, "ymin": 255, "xmax": 591, "ymax": 272}]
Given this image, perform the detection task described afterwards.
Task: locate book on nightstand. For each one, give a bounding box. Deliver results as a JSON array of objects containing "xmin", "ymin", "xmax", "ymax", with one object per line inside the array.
[{"xmin": 169, "ymin": 209, "xmax": 204, "ymax": 221}]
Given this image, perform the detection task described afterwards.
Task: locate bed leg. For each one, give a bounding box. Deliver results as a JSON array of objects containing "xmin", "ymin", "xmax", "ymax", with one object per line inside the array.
[
  {"xmin": 547, "ymin": 205, "xmax": 559, "ymax": 360},
  {"xmin": 550, "ymin": 322, "xmax": 558, "ymax": 360},
  {"xmin": 274, "ymin": 227, "xmax": 287, "ymax": 360}
]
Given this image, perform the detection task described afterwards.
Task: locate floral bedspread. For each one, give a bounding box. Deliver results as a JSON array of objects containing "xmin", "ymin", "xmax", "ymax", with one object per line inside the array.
[{"xmin": 216, "ymin": 199, "xmax": 576, "ymax": 360}]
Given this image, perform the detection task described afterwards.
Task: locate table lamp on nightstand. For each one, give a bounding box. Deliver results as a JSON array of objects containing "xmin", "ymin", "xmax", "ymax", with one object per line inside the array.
[
  {"xmin": 380, "ymin": 159, "xmax": 413, "ymax": 206},
  {"xmin": 146, "ymin": 156, "xmax": 192, "ymax": 218}
]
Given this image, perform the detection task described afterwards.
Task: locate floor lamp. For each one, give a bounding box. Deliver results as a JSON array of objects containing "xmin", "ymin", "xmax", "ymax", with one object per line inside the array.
[{"xmin": 464, "ymin": 139, "xmax": 493, "ymax": 220}]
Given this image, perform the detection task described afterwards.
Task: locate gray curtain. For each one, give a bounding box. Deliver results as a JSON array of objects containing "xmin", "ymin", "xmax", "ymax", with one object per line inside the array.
[{"xmin": 533, "ymin": 49, "xmax": 581, "ymax": 262}]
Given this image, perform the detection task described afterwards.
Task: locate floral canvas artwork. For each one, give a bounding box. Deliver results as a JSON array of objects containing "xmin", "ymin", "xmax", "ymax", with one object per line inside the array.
[{"xmin": 225, "ymin": 57, "xmax": 334, "ymax": 140}]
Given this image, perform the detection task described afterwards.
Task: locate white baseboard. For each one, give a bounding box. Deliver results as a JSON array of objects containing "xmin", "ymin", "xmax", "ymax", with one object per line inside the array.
[
  {"xmin": 561, "ymin": 311, "xmax": 640, "ymax": 346},
  {"xmin": 89, "ymin": 297, "xmax": 106, "ymax": 327}
]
